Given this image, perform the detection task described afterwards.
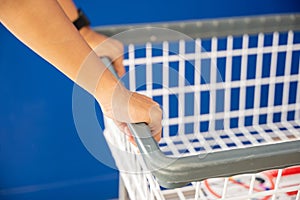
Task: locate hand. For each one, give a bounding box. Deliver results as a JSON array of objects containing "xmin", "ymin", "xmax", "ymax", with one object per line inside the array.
[
  {"xmin": 79, "ymin": 27, "xmax": 161, "ymax": 144},
  {"xmin": 95, "ymin": 71, "xmax": 162, "ymax": 144},
  {"xmin": 80, "ymin": 27, "xmax": 125, "ymax": 77},
  {"xmin": 112, "ymin": 89, "xmax": 162, "ymax": 144},
  {"xmin": 80, "ymin": 28, "xmax": 161, "ymax": 144}
]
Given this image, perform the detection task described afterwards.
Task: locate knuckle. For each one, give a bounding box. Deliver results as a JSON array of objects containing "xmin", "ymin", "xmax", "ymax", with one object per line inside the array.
[{"xmin": 150, "ymin": 105, "xmax": 162, "ymax": 121}]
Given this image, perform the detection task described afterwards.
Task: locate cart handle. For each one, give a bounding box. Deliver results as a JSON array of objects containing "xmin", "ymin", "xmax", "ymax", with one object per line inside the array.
[{"xmin": 101, "ymin": 57, "xmax": 300, "ymax": 189}]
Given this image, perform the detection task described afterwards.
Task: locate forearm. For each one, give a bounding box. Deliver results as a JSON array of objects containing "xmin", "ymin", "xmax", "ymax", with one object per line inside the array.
[
  {"xmin": 57, "ymin": 0, "xmax": 78, "ymax": 22},
  {"xmin": 0, "ymin": 1, "xmax": 162, "ymax": 139},
  {"xmin": 0, "ymin": 0, "xmax": 116, "ymax": 96}
]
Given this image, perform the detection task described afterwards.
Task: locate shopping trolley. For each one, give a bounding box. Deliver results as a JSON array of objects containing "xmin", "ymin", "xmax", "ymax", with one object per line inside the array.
[{"xmin": 96, "ymin": 14, "xmax": 300, "ymax": 200}]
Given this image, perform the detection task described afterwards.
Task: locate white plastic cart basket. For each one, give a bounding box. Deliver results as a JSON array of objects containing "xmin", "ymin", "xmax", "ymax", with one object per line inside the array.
[{"xmin": 96, "ymin": 14, "xmax": 300, "ymax": 200}]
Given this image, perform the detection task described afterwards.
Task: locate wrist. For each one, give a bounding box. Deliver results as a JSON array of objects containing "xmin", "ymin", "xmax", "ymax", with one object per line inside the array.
[
  {"xmin": 79, "ymin": 26, "xmax": 92, "ymax": 40},
  {"xmin": 73, "ymin": 9, "xmax": 90, "ymax": 31},
  {"xmin": 95, "ymin": 71, "xmax": 129, "ymax": 118},
  {"xmin": 94, "ymin": 69, "xmax": 122, "ymax": 105}
]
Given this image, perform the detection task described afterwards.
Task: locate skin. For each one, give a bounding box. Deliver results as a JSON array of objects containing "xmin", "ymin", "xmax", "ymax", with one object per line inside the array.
[
  {"xmin": 57, "ymin": 0, "xmax": 125, "ymax": 77},
  {"xmin": 0, "ymin": 0, "xmax": 162, "ymax": 143}
]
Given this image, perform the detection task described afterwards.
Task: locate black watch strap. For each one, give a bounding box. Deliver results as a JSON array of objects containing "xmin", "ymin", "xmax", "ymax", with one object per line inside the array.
[{"xmin": 73, "ymin": 9, "xmax": 90, "ymax": 30}]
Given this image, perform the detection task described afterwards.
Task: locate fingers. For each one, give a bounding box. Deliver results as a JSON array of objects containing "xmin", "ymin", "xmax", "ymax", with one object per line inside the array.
[
  {"xmin": 113, "ymin": 120, "xmax": 137, "ymax": 146},
  {"xmin": 147, "ymin": 104, "xmax": 163, "ymax": 142},
  {"xmin": 113, "ymin": 120, "xmax": 127, "ymax": 134},
  {"xmin": 128, "ymin": 92, "xmax": 163, "ymax": 142},
  {"xmin": 112, "ymin": 55, "xmax": 125, "ymax": 77},
  {"xmin": 100, "ymin": 79, "xmax": 162, "ymax": 145},
  {"xmin": 125, "ymin": 126, "xmax": 137, "ymax": 146},
  {"xmin": 113, "ymin": 96, "xmax": 162, "ymax": 145},
  {"xmin": 109, "ymin": 39, "xmax": 125, "ymax": 77}
]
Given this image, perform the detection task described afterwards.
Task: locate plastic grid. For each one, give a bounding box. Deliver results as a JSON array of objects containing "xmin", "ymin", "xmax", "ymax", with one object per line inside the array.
[
  {"xmin": 120, "ymin": 30, "xmax": 300, "ymax": 156},
  {"xmin": 103, "ymin": 30, "xmax": 300, "ymax": 200}
]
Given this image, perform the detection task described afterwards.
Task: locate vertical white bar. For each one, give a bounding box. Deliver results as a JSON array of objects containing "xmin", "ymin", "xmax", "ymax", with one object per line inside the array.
[
  {"xmin": 224, "ymin": 36, "xmax": 233, "ymax": 130},
  {"xmin": 209, "ymin": 37, "xmax": 217, "ymax": 132},
  {"xmin": 267, "ymin": 32, "xmax": 279, "ymax": 124},
  {"xmin": 128, "ymin": 44, "xmax": 136, "ymax": 91},
  {"xmin": 281, "ymin": 31, "xmax": 294, "ymax": 121},
  {"xmin": 212, "ymin": 37, "xmax": 228, "ymax": 149},
  {"xmin": 178, "ymin": 40, "xmax": 185, "ymax": 136},
  {"xmin": 142, "ymin": 160, "xmax": 148, "ymax": 200},
  {"xmin": 197, "ymin": 182, "xmax": 207, "ymax": 200},
  {"xmin": 131, "ymin": 160, "xmax": 146, "ymax": 199},
  {"xmin": 194, "ymin": 39, "xmax": 201, "ymax": 136},
  {"xmin": 296, "ymin": 188, "xmax": 300, "ymax": 200},
  {"xmin": 221, "ymin": 177, "xmax": 229, "ymax": 199},
  {"xmin": 194, "ymin": 182, "xmax": 200, "ymax": 200},
  {"xmin": 118, "ymin": 176, "xmax": 129, "ymax": 200},
  {"xmin": 252, "ymin": 33, "xmax": 265, "ymax": 125},
  {"xmin": 146, "ymin": 42, "xmax": 152, "ymax": 96},
  {"xmin": 248, "ymin": 174, "xmax": 256, "ymax": 198},
  {"xmin": 163, "ymin": 41, "xmax": 170, "ymax": 138},
  {"xmin": 120, "ymin": 172, "xmax": 143, "ymax": 200},
  {"xmin": 145, "ymin": 173, "xmax": 165, "ymax": 200},
  {"xmin": 238, "ymin": 34, "xmax": 249, "ymax": 127},
  {"xmin": 296, "ymin": 58, "xmax": 300, "ymax": 121},
  {"xmin": 271, "ymin": 169, "xmax": 283, "ymax": 200},
  {"xmin": 193, "ymin": 38, "xmax": 214, "ymax": 154},
  {"xmin": 192, "ymin": 38, "xmax": 212, "ymax": 154},
  {"xmin": 129, "ymin": 44, "xmax": 147, "ymax": 200}
]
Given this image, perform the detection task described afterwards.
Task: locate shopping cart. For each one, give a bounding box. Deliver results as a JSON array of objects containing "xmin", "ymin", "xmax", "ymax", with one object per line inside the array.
[{"xmin": 96, "ymin": 14, "xmax": 300, "ymax": 200}]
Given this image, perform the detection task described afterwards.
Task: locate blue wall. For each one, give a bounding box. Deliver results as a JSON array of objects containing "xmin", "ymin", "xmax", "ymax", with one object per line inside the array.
[
  {"xmin": 1, "ymin": 1, "xmax": 300, "ymax": 200},
  {"xmin": 74, "ymin": 0, "xmax": 300, "ymax": 25}
]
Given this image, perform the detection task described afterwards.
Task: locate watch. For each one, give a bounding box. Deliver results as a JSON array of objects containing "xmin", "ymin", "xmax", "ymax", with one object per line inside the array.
[{"xmin": 73, "ymin": 9, "xmax": 90, "ymax": 30}]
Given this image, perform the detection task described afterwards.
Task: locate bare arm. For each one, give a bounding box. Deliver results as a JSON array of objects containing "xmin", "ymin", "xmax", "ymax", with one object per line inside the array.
[
  {"xmin": 0, "ymin": 0, "xmax": 96, "ymax": 81},
  {"xmin": 0, "ymin": 0, "xmax": 162, "ymax": 141},
  {"xmin": 57, "ymin": 0, "xmax": 125, "ymax": 76}
]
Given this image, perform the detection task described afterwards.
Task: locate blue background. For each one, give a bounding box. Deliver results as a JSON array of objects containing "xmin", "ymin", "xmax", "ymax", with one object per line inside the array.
[{"xmin": 1, "ymin": 0, "xmax": 300, "ymax": 199}]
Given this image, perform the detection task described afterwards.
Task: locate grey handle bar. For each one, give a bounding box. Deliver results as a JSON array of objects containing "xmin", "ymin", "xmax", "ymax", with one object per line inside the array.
[{"xmin": 101, "ymin": 57, "xmax": 300, "ymax": 189}]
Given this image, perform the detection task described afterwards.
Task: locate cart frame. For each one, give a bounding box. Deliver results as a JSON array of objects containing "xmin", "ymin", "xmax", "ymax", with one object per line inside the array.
[{"xmin": 97, "ymin": 13, "xmax": 300, "ymax": 199}]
